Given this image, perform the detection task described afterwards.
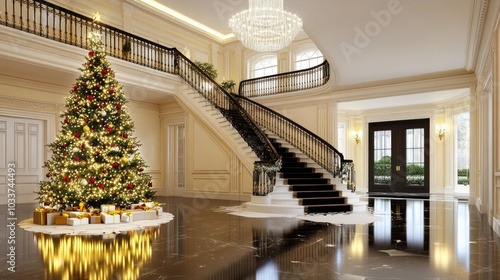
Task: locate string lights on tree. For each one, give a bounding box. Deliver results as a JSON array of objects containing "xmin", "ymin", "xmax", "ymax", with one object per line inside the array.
[{"xmin": 37, "ymin": 33, "xmax": 155, "ymax": 211}]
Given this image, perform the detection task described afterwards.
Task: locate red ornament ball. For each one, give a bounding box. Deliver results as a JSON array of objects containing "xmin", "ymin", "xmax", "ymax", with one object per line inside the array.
[
  {"xmin": 102, "ymin": 68, "xmax": 108, "ymax": 75},
  {"xmin": 64, "ymin": 118, "xmax": 69, "ymax": 124},
  {"xmin": 74, "ymin": 133, "xmax": 81, "ymax": 138},
  {"xmin": 73, "ymin": 85, "xmax": 78, "ymax": 92},
  {"xmin": 98, "ymin": 183, "xmax": 105, "ymax": 189},
  {"xmin": 64, "ymin": 176, "xmax": 71, "ymax": 183},
  {"xmin": 45, "ymin": 173, "xmax": 51, "ymax": 178},
  {"xmin": 88, "ymin": 51, "xmax": 94, "ymax": 57},
  {"xmin": 89, "ymin": 177, "xmax": 96, "ymax": 184},
  {"xmin": 112, "ymin": 162, "xmax": 119, "ymax": 169},
  {"xmin": 84, "ymin": 117, "xmax": 89, "ymax": 123},
  {"xmin": 138, "ymin": 168, "xmax": 144, "ymax": 172},
  {"xmin": 87, "ymin": 95, "xmax": 94, "ymax": 101},
  {"xmin": 109, "ymin": 88, "xmax": 115, "ymax": 94},
  {"xmin": 148, "ymin": 182, "xmax": 153, "ymax": 188},
  {"xmin": 116, "ymin": 104, "xmax": 122, "ymax": 110},
  {"xmin": 73, "ymin": 156, "xmax": 80, "ymax": 162},
  {"xmin": 102, "ymin": 169, "xmax": 107, "ymax": 174},
  {"xmin": 123, "ymin": 133, "xmax": 128, "ymax": 139},
  {"xmin": 106, "ymin": 127, "xmax": 113, "ymax": 133},
  {"xmin": 127, "ymin": 183, "xmax": 133, "ymax": 189}
]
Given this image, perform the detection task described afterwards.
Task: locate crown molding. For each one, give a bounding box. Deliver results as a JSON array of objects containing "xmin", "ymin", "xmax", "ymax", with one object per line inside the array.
[
  {"xmin": 330, "ymin": 70, "xmax": 476, "ymax": 102},
  {"xmin": 465, "ymin": 0, "xmax": 490, "ymax": 71}
]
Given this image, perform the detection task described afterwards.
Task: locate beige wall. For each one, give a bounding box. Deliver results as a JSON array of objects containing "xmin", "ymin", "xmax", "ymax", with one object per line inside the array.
[{"xmin": 0, "ymin": 75, "xmax": 162, "ymax": 201}]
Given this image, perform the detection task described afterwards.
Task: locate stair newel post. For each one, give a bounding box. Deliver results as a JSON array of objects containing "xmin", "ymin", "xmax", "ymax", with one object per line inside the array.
[{"xmin": 252, "ymin": 159, "xmax": 282, "ymax": 197}]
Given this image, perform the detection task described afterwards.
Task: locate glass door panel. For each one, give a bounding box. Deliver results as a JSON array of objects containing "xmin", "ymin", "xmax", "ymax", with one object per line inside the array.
[
  {"xmin": 373, "ymin": 130, "xmax": 392, "ymax": 185},
  {"xmin": 369, "ymin": 119, "xmax": 429, "ymax": 194}
]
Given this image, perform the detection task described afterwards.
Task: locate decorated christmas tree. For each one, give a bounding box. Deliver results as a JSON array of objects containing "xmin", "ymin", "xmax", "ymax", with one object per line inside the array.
[{"xmin": 38, "ymin": 33, "xmax": 155, "ymax": 211}]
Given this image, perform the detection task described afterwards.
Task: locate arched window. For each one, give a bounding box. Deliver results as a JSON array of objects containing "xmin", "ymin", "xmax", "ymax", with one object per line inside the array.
[
  {"xmin": 295, "ymin": 49, "xmax": 323, "ymax": 70},
  {"xmin": 250, "ymin": 55, "xmax": 277, "ymax": 79}
]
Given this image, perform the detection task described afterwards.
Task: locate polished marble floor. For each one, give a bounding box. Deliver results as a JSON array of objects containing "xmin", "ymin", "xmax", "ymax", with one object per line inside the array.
[{"xmin": 1, "ymin": 195, "xmax": 500, "ymax": 279}]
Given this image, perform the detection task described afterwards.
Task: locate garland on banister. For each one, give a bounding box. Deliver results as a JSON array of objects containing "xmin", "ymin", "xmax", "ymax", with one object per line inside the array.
[
  {"xmin": 254, "ymin": 158, "xmax": 282, "ymax": 173},
  {"xmin": 340, "ymin": 162, "xmax": 356, "ymax": 193}
]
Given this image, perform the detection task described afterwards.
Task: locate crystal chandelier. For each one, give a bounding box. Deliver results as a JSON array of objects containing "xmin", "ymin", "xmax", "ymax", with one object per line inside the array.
[{"xmin": 229, "ymin": 0, "xmax": 303, "ymax": 52}]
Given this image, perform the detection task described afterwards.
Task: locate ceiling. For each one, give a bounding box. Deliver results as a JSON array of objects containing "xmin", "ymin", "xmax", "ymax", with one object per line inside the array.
[
  {"xmin": 140, "ymin": 0, "xmax": 481, "ymax": 109},
  {"xmin": 147, "ymin": 0, "xmax": 479, "ymax": 87}
]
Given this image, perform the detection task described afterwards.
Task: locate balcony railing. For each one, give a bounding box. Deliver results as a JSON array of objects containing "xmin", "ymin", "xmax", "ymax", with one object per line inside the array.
[{"xmin": 238, "ymin": 60, "xmax": 330, "ymax": 98}]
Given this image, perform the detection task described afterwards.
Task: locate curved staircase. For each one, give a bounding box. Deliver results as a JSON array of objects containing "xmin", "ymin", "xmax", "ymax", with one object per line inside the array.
[{"xmin": 246, "ymin": 136, "xmax": 367, "ymax": 215}]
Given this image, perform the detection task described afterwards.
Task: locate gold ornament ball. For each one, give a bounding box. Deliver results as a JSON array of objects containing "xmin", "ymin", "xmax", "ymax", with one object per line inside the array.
[
  {"xmin": 120, "ymin": 156, "xmax": 129, "ymax": 164},
  {"xmin": 83, "ymin": 125, "xmax": 90, "ymax": 133}
]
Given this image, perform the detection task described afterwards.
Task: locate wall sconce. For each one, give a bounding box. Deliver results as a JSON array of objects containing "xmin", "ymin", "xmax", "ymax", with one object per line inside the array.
[
  {"xmin": 352, "ymin": 131, "xmax": 362, "ymax": 144},
  {"xmin": 436, "ymin": 124, "xmax": 447, "ymax": 140}
]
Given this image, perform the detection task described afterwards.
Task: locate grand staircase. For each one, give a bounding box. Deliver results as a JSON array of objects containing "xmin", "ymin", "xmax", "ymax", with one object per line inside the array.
[{"xmin": 274, "ymin": 139, "xmax": 353, "ymax": 214}]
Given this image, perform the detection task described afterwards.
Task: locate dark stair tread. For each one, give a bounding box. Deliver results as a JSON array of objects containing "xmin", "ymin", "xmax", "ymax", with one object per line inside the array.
[
  {"xmin": 280, "ymin": 173, "xmax": 323, "ymax": 179},
  {"xmin": 293, "ymin": 190, "xmax": 342, "ymax": 198},
  {"xmin": 299, "ymin": 197, "xmax": 348, "ymax": 205},
  {"xmin": 280, "ymin": 167, "xmax": 315, "ymax": 172},
  {"xmin": 285, "ymin": 178, "xmax": 330, "ymax": 184},
  {"xmin": 305, "ymin": 204, "xmax": 353, "ymax": 214},
  {"xmin": 289, "ymin": 184, "xmax": 336, "ymax": 191}
]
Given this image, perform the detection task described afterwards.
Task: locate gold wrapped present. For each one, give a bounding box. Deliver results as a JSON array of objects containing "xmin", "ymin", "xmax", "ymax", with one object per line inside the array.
[
  {"xmin": 55, "ymin": 214, "xmax": 69, "ymax": 225},
  {"xmin": 90, "ymin": 215, "xmax": 101, "ymax": 224},
  {"xmin": 33, "ymin": 208, "xmax": 57, "ymax": 225},
  {"xmin": 33, "ymin": 208, "xmax": 48, "ymax": 225}
]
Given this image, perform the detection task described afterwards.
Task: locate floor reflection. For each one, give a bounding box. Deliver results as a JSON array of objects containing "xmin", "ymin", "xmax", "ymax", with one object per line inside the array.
[
  {"xmin": 1, "ymin": 196, "xmax": 499, "ymax": 279},
  {"xmin": 35, "ymin": 228, "xmax": 159, "ymax": 279}
]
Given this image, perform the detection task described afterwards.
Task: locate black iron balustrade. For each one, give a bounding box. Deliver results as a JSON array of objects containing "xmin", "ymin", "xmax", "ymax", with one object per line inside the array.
[
  {"xmin": 236, "ymin": 95, "xmax": 356, "ymax": 190},
  {"xmin": 0, "ymin": 0, "xmax": 178, "ymax": 72},
  {"xmin": 238, "ymin": 60, "xmax": 330, "ymax": 98}
]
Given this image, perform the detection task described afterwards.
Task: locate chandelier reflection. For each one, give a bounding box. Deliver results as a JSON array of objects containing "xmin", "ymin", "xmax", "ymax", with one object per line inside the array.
[
  {"xmin": 229, "ymin": 0, "xmax": 303, "ymax": 52},
  {"xmin": 34, "ymin": 227, "xmax": 159, "ymax": 280}
]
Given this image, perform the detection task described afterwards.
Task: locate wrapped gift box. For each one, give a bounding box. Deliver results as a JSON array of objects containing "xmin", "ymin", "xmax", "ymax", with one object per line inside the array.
[
  {"xmin": 79, "ymin": 217, "xmax": 89, "ymax": 225},
  {"xmin": 67, "ymin": 217, "xmax": 89, "ymax": 226},
  {"xmin": 55, "ymin": 214, "xmax": 69, "ymax": 225},
  {"xmin": 129, "ymin": 209, "xmax": 157, "ymax": 221},
  {"xmin": 68, "ymin": 212, "xmax": 90, "ymax": 218},
  {"xmin": 131, "ymin": 201, "xmax": 155, "ymax": 210},
  {"xmin": 33, "ymin": 209, "xmax": 48, "ymax": 225},
  {"xmin": 153, "ymin": 206, "xmax": 163, "ymax": 217},
  {"xmin": 47, "ymin": 212, "xmax": 59, "ymax": 225},
  {"xmin": 90, "ymin": 215, "xmax": 102, "ymax": 224},
  {"xmin": 121, "ymin": 212, "xmax": 134, "ymax": 223},
  {"xmin": 101, "ymin": 213, "xmax": 120, "ymax": 224},
  {"xmin": 100, "ymin": 204, "xmax": 116, "ymax": 213}
]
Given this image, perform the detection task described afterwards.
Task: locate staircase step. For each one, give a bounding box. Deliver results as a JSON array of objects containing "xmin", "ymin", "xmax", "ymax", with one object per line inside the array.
[
  {"xmin": 285, "ymin": 178, "xmax": 330, "ymax": 185},
  {"xmin": 280, "ymin": 167, "xmax": 315, "ymax": 173},
  {"xmin": 293, "ymin": 190, "xmax": 343, "ymax": 198},
  {"xmin": 299, "ymin": 197, "xmax": 347, "ymax": 206},
  {"xmin": 281, "ymin": 162, "xmax": 308, "ymax": 168},
  {"xmin": 305, "ymin": 204, "xmax": 353, "ymax": 214},
  {"xmin": 280, "ymin": 173, "xmax": 323, "ymax": 179},
  {"xmin": 289, "ymin": 184, "xmax": 335, "ymax": 191}
]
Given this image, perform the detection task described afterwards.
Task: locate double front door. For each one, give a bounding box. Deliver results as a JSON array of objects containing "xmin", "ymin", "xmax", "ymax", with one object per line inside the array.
[{"xmin": 368, "ymin": 119, "xmax": 429, "ymax": 194}]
